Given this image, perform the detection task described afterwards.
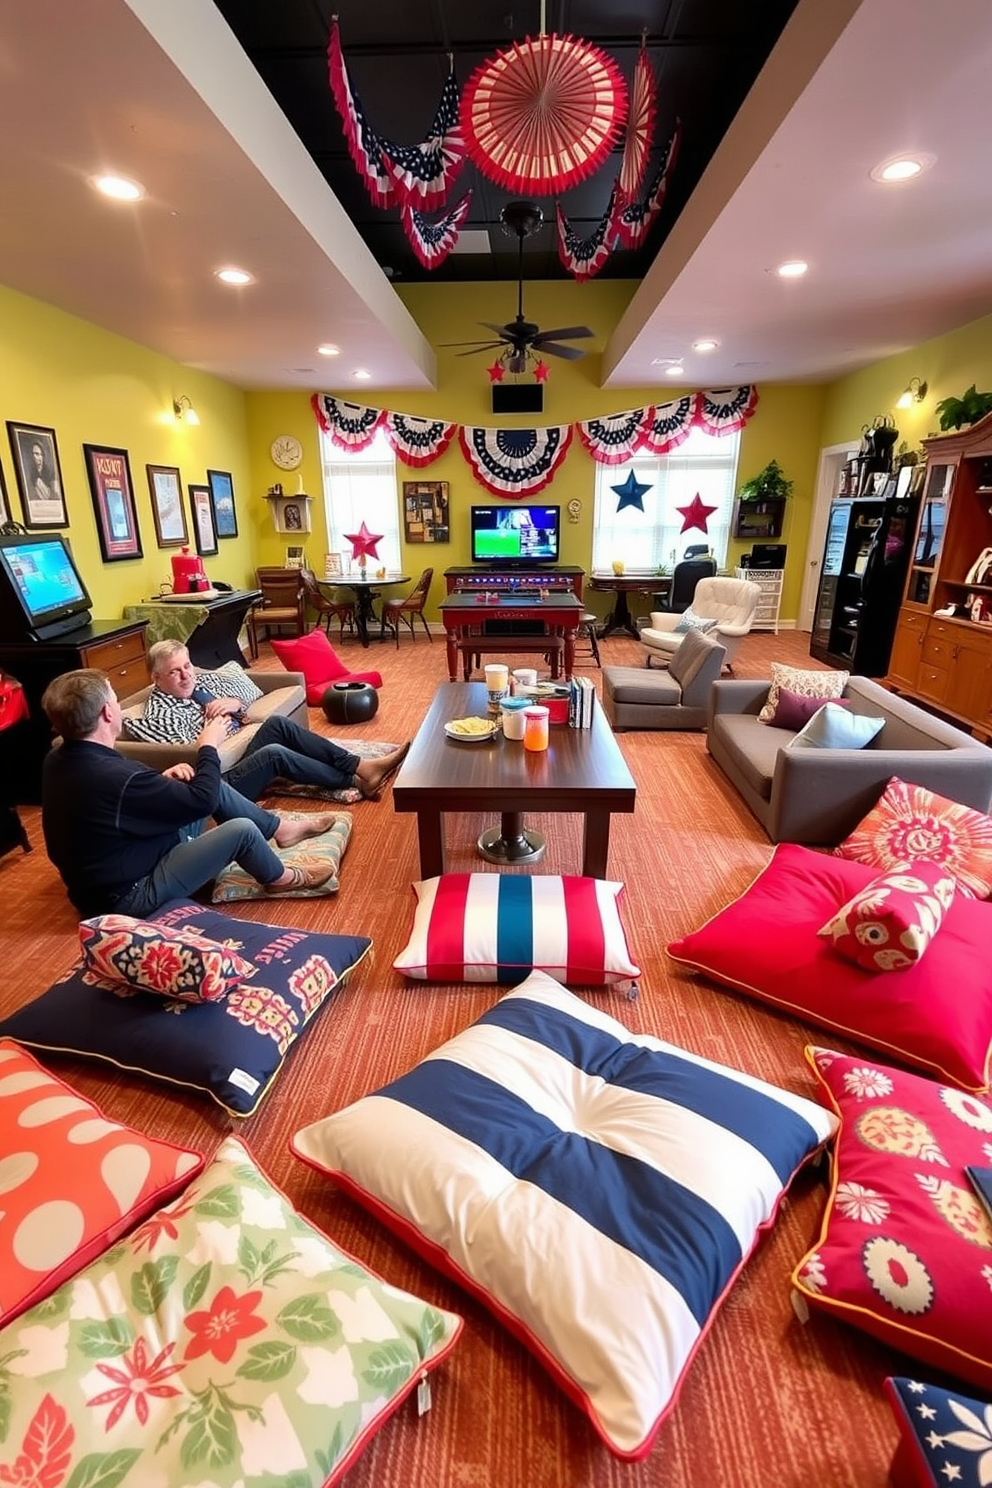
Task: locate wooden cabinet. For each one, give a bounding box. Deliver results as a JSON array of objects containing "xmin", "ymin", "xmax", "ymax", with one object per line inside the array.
[
  {"xmin": 79, "ymin": 626, "xmax": 148, "ymax": 697},
  {"xmin": 731, "ymin": 498, "xmax": 785, "ymax": 540},
  {"xmin": 735, "ymin": 567, "xmax": 782, "ymax": 632},
  {"xmin": 886, "ymin": 410, "xmax": 992, "ymax": 739}
]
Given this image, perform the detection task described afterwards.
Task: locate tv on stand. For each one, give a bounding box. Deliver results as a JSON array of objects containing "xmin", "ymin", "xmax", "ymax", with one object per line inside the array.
[{"xmin": 470, "ymin": 504, "xmax": 560, "ymax": 565}]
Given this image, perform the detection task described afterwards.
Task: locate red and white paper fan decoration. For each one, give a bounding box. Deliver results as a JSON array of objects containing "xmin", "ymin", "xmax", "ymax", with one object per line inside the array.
[
  {"xmin": 617, "ymin": 44, "xmax": 656, "ymax": 208},
  {"xmin": 461, "ymin": 33, "xmax": 627, "ymax": 197}
]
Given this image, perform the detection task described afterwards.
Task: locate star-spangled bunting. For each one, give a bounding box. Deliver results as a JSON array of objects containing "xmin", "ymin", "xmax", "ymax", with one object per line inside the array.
[
  {"xmin": 612, "ymin": 471, "xmax": 651, "ymax": 513},
  {"xmin": 383, "ymin": 412, "xmax": 457, "ymax": 468},
  {"xmin": 458, "ymin": 425, "xmax": 573, "ymax": 498},
  {"xmin": 577, "ymin": 408, "xmax": 650, "ymax": 465},
  {"xmin": 400, "ymin": 191, "xmax": 473, "ymax": 270},
  {"xmin": 344, "ymin": 521, "xmax": 383, "ymax": 563},
  {"xmin": 676, "ymin": 493, "xmax": 718, "ymax": 534}
]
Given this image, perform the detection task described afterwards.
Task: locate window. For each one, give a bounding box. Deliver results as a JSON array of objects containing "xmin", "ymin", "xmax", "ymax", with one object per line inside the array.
[
  {"xmin": 319, "ymin": 428, "xmax": 401, "ymax": 570},
  {"xmin": 592, "ymin": 428, "xmax": 741, "ymax": 572}
]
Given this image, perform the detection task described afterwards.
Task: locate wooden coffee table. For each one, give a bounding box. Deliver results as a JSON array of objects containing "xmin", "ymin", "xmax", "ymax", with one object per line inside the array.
[{"xmin": 392, "ymin": 681, "xmax": 636, "ymax": 878}]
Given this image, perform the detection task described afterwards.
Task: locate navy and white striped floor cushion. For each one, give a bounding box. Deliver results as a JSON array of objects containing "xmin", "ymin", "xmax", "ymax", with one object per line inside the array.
[{"xmin": 292, "ymin": 971, "xmax": 837, "ymax": 1458}]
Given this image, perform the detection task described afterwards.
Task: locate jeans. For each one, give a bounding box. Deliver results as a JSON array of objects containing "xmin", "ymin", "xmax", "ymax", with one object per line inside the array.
[
  {"xmin": 115, "ymin": 781, "xmax": 283, "ymax": 917},
  {"xmin": 226, "ymin": 714, "xmax": 360, "ymax": 800}
]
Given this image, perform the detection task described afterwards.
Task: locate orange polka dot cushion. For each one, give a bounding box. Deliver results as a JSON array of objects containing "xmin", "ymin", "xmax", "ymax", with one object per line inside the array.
[
  {"xmin": 835, "ymin": 777, "xmax": 992, "ymax": 900},
  {"xmin": 0, "ymin": 1039, "xmax": 203, "ymax": 1326},
  {"xmin": 791, "ymin": 1047, "xmax": 992, "ymax": 1396}
]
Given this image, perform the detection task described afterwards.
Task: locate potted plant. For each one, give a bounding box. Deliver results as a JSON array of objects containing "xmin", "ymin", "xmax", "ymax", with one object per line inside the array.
[
  {"xmin": 934, "ymin": 385, "xmax": 992, "ymax": 432},
  {"xmin": 736, "ymin": 459, "xmax": 794, "ymax": 504}
]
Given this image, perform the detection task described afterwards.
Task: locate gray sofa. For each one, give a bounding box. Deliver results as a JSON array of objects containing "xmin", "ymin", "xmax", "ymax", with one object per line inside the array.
[
  {"xmin": 115, "ymin": 668, "xmax": 307, "ymax": 775},
  {"xmin": 707, "ymin": 675, "xmax": 992, "ymax": 844}
]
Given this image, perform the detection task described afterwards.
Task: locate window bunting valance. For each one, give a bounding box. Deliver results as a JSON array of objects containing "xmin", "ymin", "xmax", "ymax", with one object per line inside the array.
[{"xmin": 311, "ymin": 386, "xmax": 757, "ymax": 498}]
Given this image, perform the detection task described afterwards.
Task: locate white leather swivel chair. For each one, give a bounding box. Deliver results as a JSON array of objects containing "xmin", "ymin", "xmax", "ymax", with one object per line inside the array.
[{"xmin": 641, "ymin": 575, "xmax": 763, "ymax": 671}]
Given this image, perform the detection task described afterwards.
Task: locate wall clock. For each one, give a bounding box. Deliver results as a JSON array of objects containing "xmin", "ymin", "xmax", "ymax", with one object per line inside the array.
[{"xmin": 271, "ymin": 434, "xmax": 303, "ymax": 470}]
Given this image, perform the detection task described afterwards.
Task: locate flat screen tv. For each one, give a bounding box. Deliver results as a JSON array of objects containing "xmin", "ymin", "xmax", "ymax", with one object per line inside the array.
[
  {"xmin": 0, "ymin": 532, "xmax": 93, "ymax": 640},
  {"xmin": 470, "ymin": 504, "xmax": 560, "ymax": 564}
]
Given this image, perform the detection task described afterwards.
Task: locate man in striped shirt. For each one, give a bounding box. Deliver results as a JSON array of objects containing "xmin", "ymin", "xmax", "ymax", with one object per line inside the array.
[{"xmin": 128, "ymin": 641, "xmax": 408, "ymax": 801}]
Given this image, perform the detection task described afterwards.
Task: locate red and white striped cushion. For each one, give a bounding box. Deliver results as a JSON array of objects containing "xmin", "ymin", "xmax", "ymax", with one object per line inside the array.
[{"xmin": 392, "ymin": 873, "xmax": 640, "ymax": 987}]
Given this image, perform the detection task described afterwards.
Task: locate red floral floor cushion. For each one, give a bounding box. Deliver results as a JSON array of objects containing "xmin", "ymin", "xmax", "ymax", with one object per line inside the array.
[
  {"xmin": 667, "ymin": 844, "xmax": 992, "ymax": 1092},
  {"xmin": 792, "ymin": 1048, "xmax": 992, "ymax": 1395},
  {"xmin": 836, "ymin": 777, "xmax": 992, "ymax": 900}
]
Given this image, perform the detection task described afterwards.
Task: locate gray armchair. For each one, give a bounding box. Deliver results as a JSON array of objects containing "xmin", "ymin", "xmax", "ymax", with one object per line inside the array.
[{"xmin": 604, "ymin": 628, "xmax": 727, "ymax": 730}]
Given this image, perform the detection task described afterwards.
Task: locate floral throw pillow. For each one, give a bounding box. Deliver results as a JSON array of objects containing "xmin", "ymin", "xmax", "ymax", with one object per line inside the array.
[
  {"xmin": 79, "ymin": 914, "xmax": 257, "ymax": 1002},
  {"xmin": 0, "ymin": 1136, "xmax": 462, "ymax": 1488},
  {"xmin": 835, "ymin": 777, "xmax": 992, "ymax": 900},
  {"xmin": 757, "ymin": 662, "xmax": 849, "ymax": 722},
  {"xmin": 818, "ymin": 861, "xmax": 956, "ymax": 972},
  {"xmin": 792, "ymin": 1048, "xmax": 992, "ymax": 1395}
]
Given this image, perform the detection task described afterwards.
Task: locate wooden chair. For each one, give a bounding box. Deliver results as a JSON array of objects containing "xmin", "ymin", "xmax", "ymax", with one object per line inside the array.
[
  {"xmin": 299, "ymin": 566, "xmax": 355, "ymax": 640},
  {"xmin": 247, "ymin": 567, "xmax": 305, "ymax": 659},
  {"xmin": 380, "ymin": 566, "xmax": 434, "ymax": 647}
]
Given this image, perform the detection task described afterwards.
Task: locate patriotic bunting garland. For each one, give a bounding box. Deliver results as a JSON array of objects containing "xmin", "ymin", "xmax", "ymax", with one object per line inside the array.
[
  {"xmin": 327, "ymin": 21, "xmax": 395, "ymax": 209},
  {"xmin": 401, "ymin": 192, "xmax": 473, "ymax": 270},
  {"xmin": 312, "ymin": 388, "xmax": 758, "ymax": 496},
  {"xmin": 458, "ymin": 425, "xmax": 573, "ymax": 498},
  {"xmin": 614, "ymin": 120, "xmax": 682, "ymax": 251},
  {"xmin": 555, "ymin": 185, "xmax": 619, "ymax": 282}
]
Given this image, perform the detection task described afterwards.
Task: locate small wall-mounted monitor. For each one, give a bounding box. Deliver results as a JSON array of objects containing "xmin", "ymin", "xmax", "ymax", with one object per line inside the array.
[
  {"xmin": 0, "ymin": 532, "xmax": 93, "ymax": 640},
  {"xmin": 470, "ymin": 504, "xmax": 560, "ymax": 564}
]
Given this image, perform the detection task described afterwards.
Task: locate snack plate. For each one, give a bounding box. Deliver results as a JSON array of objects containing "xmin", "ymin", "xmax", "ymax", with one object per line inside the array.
[{"xmin": 444, "ymin": 718, "xmax": 497, "ymax": 742}]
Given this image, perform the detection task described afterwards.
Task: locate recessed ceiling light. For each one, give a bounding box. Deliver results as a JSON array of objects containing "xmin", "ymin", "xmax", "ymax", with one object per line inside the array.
[
  {"xmin": 871, "ymin": 152, "xmax": 936, "ymax": 184},
  {"xmin": 215, "ymin": 267, "xmax": 253, "ymax": 286},
  {"xmin": 776, "ymin": 259, "xmax": 808, "ymax": 279},
  {"xmin": 317, "ymin": 344, "xmax": 340, "ymax": 357},
  {"xmin": 663, "ymin": 364, "xmax": 685, "ymax": 377},
  {"xmin": 91, "ymin": 174, "xmax": 144, "ymax": 202},
  {"xmin": 352, "ymin": 369, "xmax": 371, "ymax": 381},
  {"xmin": 692, "ymin": 338, "xmax": 719, "ymax": 352}
]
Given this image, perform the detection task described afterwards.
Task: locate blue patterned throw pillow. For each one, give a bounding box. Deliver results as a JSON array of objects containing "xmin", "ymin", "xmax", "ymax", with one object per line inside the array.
[
  {"xmin": 885, "ymin": 1375, "xmax": 992, "ymax": 1485},
  {"xmin": 673, "ymin": 606, "xmax": 717, "ymax": 634}
]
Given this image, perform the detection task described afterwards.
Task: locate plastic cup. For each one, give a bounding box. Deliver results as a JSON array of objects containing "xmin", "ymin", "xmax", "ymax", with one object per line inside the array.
[
  {"xmin": 523, "ymin": 705, "xmax": 550, "ymax": 752},
  {"xmin": 485, "ymin": 663, "xmax": 509, "ymax": 691},
  {"xmin": 500, "ymin": 697, "xmax": 528, "ymax": 740},
  {"xmin": 512, "ymin": 668, "xmax": 538, "ymax": 689}
]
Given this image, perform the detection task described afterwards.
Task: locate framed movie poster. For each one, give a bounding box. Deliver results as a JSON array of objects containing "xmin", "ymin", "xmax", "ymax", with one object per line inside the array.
[
  {"xmin": 83, "ymin": 444, "xmax": 143, "ymax": 562},
  {"xmin": 146, "ymin": 463, "xmax": 188, "ymax": 547},
  {"xmin": 188, "ymin": 483, "xmax": 218, "ymax": 557},
  {"xmin": 206, "ymin": 468, "xmax": 238, "ymax": 538},
  {"xmin": 403, "ymin": 480, "xmax": 449, "ymax": 543},
  {"xmin": 6, "ymin": 421, "xmax": 68, "ymax": 528}
]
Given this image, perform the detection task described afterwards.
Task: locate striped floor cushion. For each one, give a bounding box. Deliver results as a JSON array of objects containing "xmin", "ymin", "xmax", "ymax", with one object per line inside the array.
[
  {"xmin": 292, "ymin": 971, "xmax": 837, "ymax": 1459},
  {"xmin": 392, "ymin": 873, "xmax": 640, "ymax": 987}
]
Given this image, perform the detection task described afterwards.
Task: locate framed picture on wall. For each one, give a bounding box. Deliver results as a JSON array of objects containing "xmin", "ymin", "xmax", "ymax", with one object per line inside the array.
[
  {"xmin": 188, "ymin": 483, "xmax": 218, "ymax": 557},
  {"xmin": 0, "ymin": 458, "xmax": 10, "ymax": 527},
  {"xmin": 83, "ymin": 444, "xmax": 143, "ymax": 562},
  {"xmin": 402, "ymin": 480, "xmax": 450, "ymax": 543},
  {"xmin": 146, "ymin": 463, "xmax": 188, "ymax": 547},
  {"xmin": 206, "ymin": 468, "xmax": 238, "ymax": 538},
  {"xmin": 6, "ymin": 421, "xmax": 68, "ymax": 528}
]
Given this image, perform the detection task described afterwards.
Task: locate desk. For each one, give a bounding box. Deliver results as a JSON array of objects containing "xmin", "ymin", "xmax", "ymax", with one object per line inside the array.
[
  {"xmin": 332, "ymin": 575, "xmax": 410, "ymax": 647},
  {"xmin": 393, "ymin": 681, "xmax": 636, "ymax": 878},
  {"xmin": 588, "ymin": 573, "xmax": 669, "ymax": 638},
  {"xmin": 439, "ymin": 593, "xmax": 583, "ymax": 680},
  {"xmin": 123, "ymin": 589, "xmax": 261, "ymax": 668}
]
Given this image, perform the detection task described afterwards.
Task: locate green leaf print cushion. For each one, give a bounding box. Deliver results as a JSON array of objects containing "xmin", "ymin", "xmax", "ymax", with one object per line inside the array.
[{"xmin": 0, "ymin": 1136, "xmax": 462, "ymax": 1487}]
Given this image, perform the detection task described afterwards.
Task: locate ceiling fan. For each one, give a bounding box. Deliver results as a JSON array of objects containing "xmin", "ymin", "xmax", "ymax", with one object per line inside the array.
[{"xmin": 440, "ymin": 201, "xmax": 594, "ymax": 374}]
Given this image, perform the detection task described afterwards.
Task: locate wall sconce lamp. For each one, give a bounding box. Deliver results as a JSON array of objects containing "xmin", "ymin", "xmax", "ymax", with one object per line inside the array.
[
  {"xmin": 896, "ymin": 377, "xmax": 927, "ymax": 409},
  {"xmin": 172, "ymin": 395, "xmax": 200, "ymax": 425}
]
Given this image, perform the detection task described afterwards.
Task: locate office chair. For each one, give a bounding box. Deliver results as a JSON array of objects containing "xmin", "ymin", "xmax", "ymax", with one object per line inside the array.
[
  {"xmin": 661, "ymin": 557, "xmax": 718, "ymax": 612},
  {"xmin": 683, "ymin": 543, "xmax": 713, "ymax": 560}
]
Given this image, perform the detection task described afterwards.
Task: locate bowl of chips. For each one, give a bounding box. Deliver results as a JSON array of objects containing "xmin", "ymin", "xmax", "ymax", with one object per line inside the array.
[{"xmin": 444, "ymin": 716, "xmax": 497, "ymax": 742}]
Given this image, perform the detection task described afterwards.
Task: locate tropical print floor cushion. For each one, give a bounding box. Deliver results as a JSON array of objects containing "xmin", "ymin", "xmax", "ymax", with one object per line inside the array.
[
  {"xmin": 835, "ymin": 777, "xmax": 992, "ymax": 900},
  {"xmin": 0, "ymin": 1137, "xmax": 462, "ymax": 1488},
  {"xmin": 0, "ymin": 1039, "xmax": 203, "ymax": 1326},
  {"xmin": 0, "ymin": 902, "xmax": 372, "ymax": 1117},
  {"xmin": 211, "ymin": 814, "xmax": 353, "ymax": 901},
  {"xmin": 292, "ymin": 971, "xmax": 837, "ymax": 1459},
  {"xmin": 792, "ymin": 1048, "xmax": 992, "ymax": 1395}
]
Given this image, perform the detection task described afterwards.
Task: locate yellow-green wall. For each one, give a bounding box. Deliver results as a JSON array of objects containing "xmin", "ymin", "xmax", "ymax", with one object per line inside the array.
[
  {"xmin": 0, "ymin": 283, "xmax": 257, "ymax": 610},
  {"xmin": 4, "ymin": 273, "xmax": 992, "ymax": 635}
]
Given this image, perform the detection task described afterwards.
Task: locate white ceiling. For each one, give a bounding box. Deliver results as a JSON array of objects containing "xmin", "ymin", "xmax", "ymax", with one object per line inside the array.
[{"xmin": 0, "ymin": 0, "xmax": 989, "ymax": 394}]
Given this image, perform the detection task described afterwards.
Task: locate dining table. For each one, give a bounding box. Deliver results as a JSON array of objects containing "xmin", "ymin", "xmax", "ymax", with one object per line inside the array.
[{"xmin": 322, "ymin": 573, "xmax": 410, "ymax": 647}]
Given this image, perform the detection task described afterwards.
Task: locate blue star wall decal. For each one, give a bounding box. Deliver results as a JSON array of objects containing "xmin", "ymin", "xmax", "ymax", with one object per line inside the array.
[{"xmin": 612, "ymin": 470, "xmax": 651, "ymax": 513}]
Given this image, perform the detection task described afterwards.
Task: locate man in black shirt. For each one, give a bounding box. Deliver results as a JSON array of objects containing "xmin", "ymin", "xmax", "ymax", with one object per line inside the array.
[{"xmin": 41, "ymin": 669, "xmax": 339, "ymax": 917}]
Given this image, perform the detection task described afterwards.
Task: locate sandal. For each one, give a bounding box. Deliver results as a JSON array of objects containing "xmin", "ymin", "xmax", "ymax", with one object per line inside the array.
[{"xmin": 267, "ymin": 862, "xmax": 334, "ymax": 894}]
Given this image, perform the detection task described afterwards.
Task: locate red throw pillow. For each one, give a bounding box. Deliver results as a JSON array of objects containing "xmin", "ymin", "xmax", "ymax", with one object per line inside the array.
[
  {"xmin": 270, "ymin": 631, "xmax": 382, "ymax": 705},
  {"xmin": 767, "ymin": 687, "xmax": 850, "ymax": 731},
  {"xmin": 818, "ymin": 861, "xmax": 956, "ymax": 972},
  {"xmin": 836, "ymin": 777, "xmax": 992, "ymax": 900}
]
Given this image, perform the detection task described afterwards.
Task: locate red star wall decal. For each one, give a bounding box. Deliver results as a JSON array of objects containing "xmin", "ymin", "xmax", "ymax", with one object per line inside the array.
[
  {"xmin": 676, "ymin": 492, "xmax": 718, "ymax": 534},
  {"xmin": 487, "ymin": 360, "xmax": 506, "ymax": 382},
  {"xmin": 343, "ymin": 521, "xmax": 383, "ymax": 563},
  {"xmin": 534, "ymin": 361, "xmax": 550, "ymax": 383}
]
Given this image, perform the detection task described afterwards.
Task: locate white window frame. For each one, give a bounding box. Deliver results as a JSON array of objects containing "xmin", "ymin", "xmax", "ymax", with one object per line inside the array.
[
  {"xmin": 592, "ymin": 427, "xmax": 741, "ymax": 573},
  {"xmin": 318, "ymin": 427, "xmax": 401, "ymax": 572}
]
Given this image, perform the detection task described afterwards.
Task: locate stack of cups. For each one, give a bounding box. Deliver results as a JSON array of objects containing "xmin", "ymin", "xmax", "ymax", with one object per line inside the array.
[{"xmin": 484, "ymin": 663, "xmax": 509, "ymax": 716}]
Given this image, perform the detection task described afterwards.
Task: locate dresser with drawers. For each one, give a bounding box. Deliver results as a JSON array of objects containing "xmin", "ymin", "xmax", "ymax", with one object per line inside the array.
[{"xmin": 735, "ymin": 567, "xmax": 783, "ymax": 632}]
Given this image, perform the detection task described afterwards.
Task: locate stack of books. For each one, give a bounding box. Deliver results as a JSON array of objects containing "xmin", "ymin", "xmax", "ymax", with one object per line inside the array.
[{"xmin": 569, "ymin": 676, "xmax": 594, "ymax": 728}]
